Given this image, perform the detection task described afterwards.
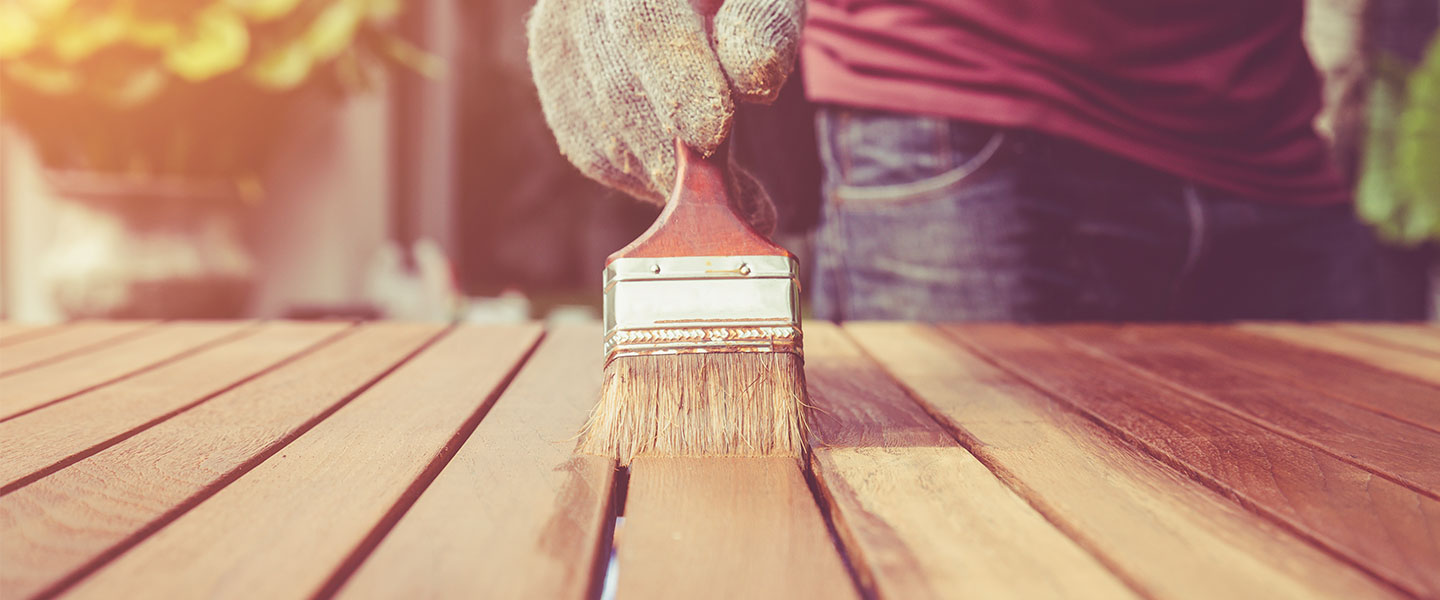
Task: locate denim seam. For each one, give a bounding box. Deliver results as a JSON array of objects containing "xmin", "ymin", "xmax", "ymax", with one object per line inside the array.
[
  {"xmin": 816, "ymin": 109, "xmax": 852, "ymax": 321},
  {"xmin": 832, "ymin": 131, "xmax": 1006, "ymax": 204}
]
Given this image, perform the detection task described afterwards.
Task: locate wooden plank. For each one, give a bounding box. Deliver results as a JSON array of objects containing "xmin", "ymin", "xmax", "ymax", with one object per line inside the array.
[
  {"xmin": 336, "ymin": 324, "xmax": 613, "ymax": 599},
  {"xmin": 619, "ymin": 456, "xmax": 860, "ymax": 600},
  {"xmin": 0, "ymin": 322, "xmax": 249, "ymax": 421},
  {"xmin": 0, "ymin": 321, "xmax": 351, "ymax": 490},
  {"xmin": 1241, "ymin": 323, "xmax": 1440, "ymax": 386},
  {"xmin": 0, "ymin": 323, "xmax": 443, "ymax": 599},
  {"xmin": 1061, "ymin": 325, "xmax": 1440, "ymax": 495},
  {"xmin": 949, "ymin": 324, "xmax": 1440, "ymax": 598},
  {"xmin": 0, "ymin": 321, "xmax": 156, "ymax": 375},
  {"xmin": 0, "ymin": 323, "xmax": 62, "ymax": 347},
  {"xmin": 803, "ymin": 323, "xmax": 1138, "ymax": 599},
  {"xmin": 1146, "ymin": 326, "xmax": 1440, "ymax": 432},
  {"xmin": 58, "ymin": 324, "xmax": 540, "ymax": 600},
  {"xmin": 1335, "ymin": 323, "xmax": 1440, "ymax": 356},
  {"xmin": 846, "ymin": 323, "xmax": 1401, "ymax": 600}
]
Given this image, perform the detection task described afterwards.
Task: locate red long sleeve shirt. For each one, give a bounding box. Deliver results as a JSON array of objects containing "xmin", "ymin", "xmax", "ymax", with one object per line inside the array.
[{"xmin": 802, "ymin": 0, "xmax": 1347, "ymax": 204}]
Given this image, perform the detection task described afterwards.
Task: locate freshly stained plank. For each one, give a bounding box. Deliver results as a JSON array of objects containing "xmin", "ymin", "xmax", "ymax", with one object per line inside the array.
[
  {"xmin": 0, "ymin": 323, "xmax": 62, "ymax": 346},
  {"xmin": 950, "ymin": 324, "xmax": 1440, "ymax": 597},
  {"xmin": 619, "ymin": 457, "xmax": 860, "ymax": 600},
  {"xmin": 0, "ymin": 322, "xmax": 249, "ymax": 421},
  {"xmin": 847, "ymin": 323, "xmax": 1401, "ymax": 600},
  {"xmin": 0, "ymin": 323, "xmax": 443, "ymax": 599},
  {"xmin": 337, "ymin": 324, "xmax": 613, "ymax": 599},
  {"xmin": 1336, "ymin": 323, "xmax": 1440, "ymax": 356},
  {"xmin": 1241, "ymin": 323, "xmax": 1440, "ymax": 386},
  {"xmin": 60, "ymin": 324, "xmax": 540, "ymax": 600},
  {"xmin": 0, "ymin": 321, "xmax": 351, "ymax": 490},
  {"xmin": 1058, "ymin": 324, "xmax": 1440, "ymax": 496},
  {"xmin": 1151, "ymin": 326, "xmax": 1440, "ymax": 432},
  {"xmin": 0, "ymin": 321, "xmax": 156, "ymax": 375},
  {"xmin": 803, "ymin": 323, "xmax": 1138, "ymax": 599}
]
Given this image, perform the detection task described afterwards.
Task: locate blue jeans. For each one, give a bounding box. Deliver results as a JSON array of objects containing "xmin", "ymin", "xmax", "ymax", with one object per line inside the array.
[{"xmin": 812, "ymin": 106, "xmax": 1385, "ymax": 321}]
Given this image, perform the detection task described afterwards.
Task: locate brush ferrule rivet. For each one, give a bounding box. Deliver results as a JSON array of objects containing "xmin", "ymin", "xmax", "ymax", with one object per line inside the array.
[
  {"xmin": 651, "ymin": 264, "xmax": 661, "ymax": 274},
  {"xmin": 738, "ymin": 263, "xmax": 751, "ymax": 276}
]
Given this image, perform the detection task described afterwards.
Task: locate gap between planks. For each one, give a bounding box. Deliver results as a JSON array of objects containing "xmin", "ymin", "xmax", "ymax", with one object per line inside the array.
[{"xmin": 847, "ymin": 322, "xmax": 1406, "ymax": 600}]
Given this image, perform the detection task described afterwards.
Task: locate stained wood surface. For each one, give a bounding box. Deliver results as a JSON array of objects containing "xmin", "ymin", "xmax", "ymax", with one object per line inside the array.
[
  {"xmin": 0, "ymin": 322, "xmax": 249, "ymax": 421},
  {"xmin": 1153, "ymin": 326, "xmax": 1440, "ymax": 432},
  {"xmin": 337, "ymin": 324, "xmax": 614, "ymax": 599},
  {"xmin": 1335, "ymin": 323, "xmax": 1440, "ymax": 355},
  {"xmin": 0, "ymin": 321, "xmax": 156, "ymax": 375},
  {"xmin": 1, "ymin": 321, "xmax": 1436, "ymax": 600},
  {"xmin": 0, "ymin": 323, "xmax": 443, "ymax": 598},
  {"xmin": 804, "ymin": 323, "xmax": 1138, "ymax": 599},
  {"xmin": 949, "ymin": 324, "xmax": 1440, "ymax": 598},
  {"xmin": 1241, "ymin": 323, "xmax": 1440, "ymax": 386},
  {"xmin": 849, "ymin": 322, "xmax": 1401, "ymax": 600}
]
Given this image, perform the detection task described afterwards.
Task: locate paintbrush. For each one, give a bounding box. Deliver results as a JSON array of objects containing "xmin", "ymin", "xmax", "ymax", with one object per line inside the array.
[{"xmin": 579, "ymin": 138, "xmax": 806, "ymax": 464}]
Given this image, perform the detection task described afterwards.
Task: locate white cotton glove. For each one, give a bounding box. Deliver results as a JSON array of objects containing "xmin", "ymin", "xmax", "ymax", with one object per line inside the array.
[{"xmin": 527, "ymin": 0, "xmax": 804, "ymax": 234}]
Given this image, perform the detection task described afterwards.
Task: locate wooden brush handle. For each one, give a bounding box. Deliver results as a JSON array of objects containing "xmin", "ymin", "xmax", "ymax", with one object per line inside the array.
[{"xmin": 606, "ymin": 139, "xmax": 791, "ymax": 262}]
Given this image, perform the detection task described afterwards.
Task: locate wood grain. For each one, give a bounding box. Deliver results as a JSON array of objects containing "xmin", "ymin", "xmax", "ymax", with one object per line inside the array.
[
  {"xmin": 0, "ymin": 321, "xmax": 156, "ymax": 375},
  {"xmin": 0, "ymin": 322, "xmax": 350, "ymax": 490},
  {"xmin": 1057, "ymin": 324, "xmax": 1440, "ymax": 496},
  {"xmin": 1148, "ymin": 326, "xmax": 1440, "ymax": 432},
  {"xmin": 0, "ymin": 323, "xmax": 443, "ymax": 599},
  {"xmin": 336, "ymin": 324, "xmax": 614, "ymax": 600},
  {"xmin": 847, "ymin": 322, "xmax": 1401, "ymax": 600},
  {"xmin": 0, "ymin": 321, "xmax": 249, "ymax": 421},
  {"xmin": 1240, "ymin": 323, "xmax": 1440, "ymax": 386},
  {"xmin": 950, "ymin": 324, "xmax": 1440, "ymax": 598},
  {"xmin": 58, "ymin": 324, "xmax": 540, "ymax": 600},
  {"xmin": 1335, "ymin": 323, "xmax": 1440, "ymax": 356},
  {"xmin": 0, "ymin": 323, "xmax": 62, "ymax": 347},
  {"xmin": 618, "ymin": 456, "xmax": 859, "ymax": 600},
  {"xmin": 803, "ymin": 323, "xmax": 1138, "ymax": 599}
]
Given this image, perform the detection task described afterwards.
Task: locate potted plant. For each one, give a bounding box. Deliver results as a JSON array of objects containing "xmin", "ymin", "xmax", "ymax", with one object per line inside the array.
[{"xmin": 0, "ymin": 0, "xmax": 432, "ymax": 318}]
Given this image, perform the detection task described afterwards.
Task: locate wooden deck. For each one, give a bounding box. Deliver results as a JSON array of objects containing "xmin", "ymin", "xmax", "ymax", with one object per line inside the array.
[{"xmin": 1, "ymin": 320, "xmax": 1437, "ymax": 599}]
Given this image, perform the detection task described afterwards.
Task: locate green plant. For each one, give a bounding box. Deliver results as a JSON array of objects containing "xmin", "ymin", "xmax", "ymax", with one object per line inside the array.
[
  {"xmin": 0, "ymin": 0, "xmax": 435, "ymax": 180},
  {"xmin": 1357, "ymin": 35, "xmax": 1440, "ymax": 245}
]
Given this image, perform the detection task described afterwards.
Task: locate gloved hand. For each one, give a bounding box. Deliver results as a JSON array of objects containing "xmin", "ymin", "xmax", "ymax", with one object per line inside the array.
[{"xmin": 527, "ymin": 0, "xmax": 804, "ymax": 235}]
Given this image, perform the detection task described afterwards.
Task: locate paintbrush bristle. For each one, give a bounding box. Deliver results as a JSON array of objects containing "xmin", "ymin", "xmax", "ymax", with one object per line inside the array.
[{"xmin": 579, "ymin": 352, "xmax": 807, "ymax": 464}]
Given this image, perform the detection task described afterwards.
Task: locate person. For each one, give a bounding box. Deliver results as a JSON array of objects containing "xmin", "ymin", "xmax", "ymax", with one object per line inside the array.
[{"xmin": 526, "ymin": 0, "xmax": 1385, "ymax": 321}]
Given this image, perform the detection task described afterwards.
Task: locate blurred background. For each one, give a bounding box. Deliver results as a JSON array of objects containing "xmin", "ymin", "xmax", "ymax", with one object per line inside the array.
[{"xmin": 0, "ymin": 0, "xmax": 1436, "ymax": 323}]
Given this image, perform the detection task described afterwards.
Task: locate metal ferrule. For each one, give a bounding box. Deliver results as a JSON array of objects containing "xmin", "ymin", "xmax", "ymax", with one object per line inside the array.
[{"xmin": 603, "ymin": 255, "xmax": 803, "ymax": 365}]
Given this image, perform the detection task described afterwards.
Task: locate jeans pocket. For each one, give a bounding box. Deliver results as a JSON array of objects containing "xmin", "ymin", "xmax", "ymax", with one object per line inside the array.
[{"xmin": 831, "ymin": 124, "xmax": 1007, "ymax": 208}]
